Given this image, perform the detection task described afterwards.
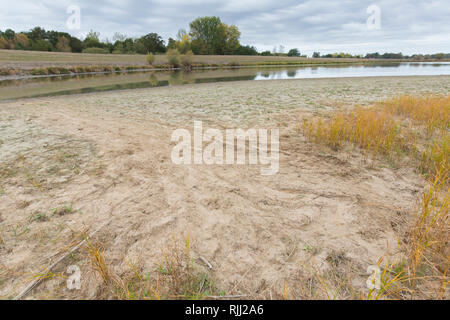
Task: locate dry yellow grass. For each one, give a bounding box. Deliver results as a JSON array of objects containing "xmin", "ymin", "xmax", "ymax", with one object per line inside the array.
[
  {"xmin": 84, "ymin": 237, "xmax": 111, "ymax": 285},
  {"xmin": 302, "ymin": 95, "xmax": 449, "ymax": 299},
  {"xmin": 407, "ymin": 168, "xmax": 449, "ymax": 297},
  {"xmin": 302, "ymin": 107, "xmax": 401, "ymax": 159},
  {"xmin": 384, "ymin": 95, "xmax": 450, "ymax": 133},
  {"xmin": 84, "ymin": 235, "xmax": 218, "ymax": 300},
  {"xmin": 302, "ymin": 95, "xmax": 449, "ymax": 178}
]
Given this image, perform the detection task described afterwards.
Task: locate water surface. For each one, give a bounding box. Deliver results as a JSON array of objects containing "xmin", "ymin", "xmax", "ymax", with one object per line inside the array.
[{"xmin": 1, "ymin": 62, "xmax": 449, "ymax": 100}]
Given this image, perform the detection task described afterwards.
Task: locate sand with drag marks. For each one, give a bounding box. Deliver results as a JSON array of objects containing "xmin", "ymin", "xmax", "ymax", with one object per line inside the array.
[{"xmin": 0, "ymin": 75, "xmax": 449, "ymax": 299}]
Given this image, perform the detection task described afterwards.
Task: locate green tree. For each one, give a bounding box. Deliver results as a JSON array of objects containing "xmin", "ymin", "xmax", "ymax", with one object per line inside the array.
[
  {"xmin": 46, "ymin": 30, "xmax": 63, "ymax": 47},
  {"xmin": 222, "ymin": 24, "xmax": 240, "ymax": 55},
  {"xmin": 84, "ymin": 30, "xmax": 101, "ymax": 48},
  {"xmin": 234, "ymin": 45, "xmax": 258, "ymax": 55},
  {"xmin": 138, "ymin": 33, "xmax": 166, "ymax": 53},
  {"xmin": 69, "ymin": 37, "xmax": 83, "ymax": 53},
  {"xmin": 27, "ymin": 27, "xmax": 46, "ymax": 41},
  {"xmin": 167, "ymin": 37, "xmax": 177, "ymax": 50},
  {"xmin": 177, "ymin": 33, "xmax": 192, "ymax": 54},
  {"xmin": 4, "ymin": 29, "xmax": 15, "ymax": 40},
  {"xmin": 287, "ymin": 48, "xmax": 300, "ymax": 57},
  {"xmin": 189, "ymin": 16, "xmax": 241, "ymax": 55},
  {"xmin": 112, "ymin": 41, "xmax": 124, "ymax": 54},
  {"xmin": 31, "ymin": 39, "xmax": 53, "ymax": 51},
  {"xmin": 189, "ymin": 16, "xmax": 222, "ymax": 54},
  {"xmin": 122, "ymin": 38, "xmax": 136, "ymax": 53},
  {"xmin": 134, "ymin": 40, "xmax": 147, "ymax": 54}
]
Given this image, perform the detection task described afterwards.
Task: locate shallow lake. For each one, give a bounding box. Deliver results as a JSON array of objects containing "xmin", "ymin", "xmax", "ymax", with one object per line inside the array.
[{"xmin": 1, "ymin": 62, "xmax": 449, "ymax": 100}]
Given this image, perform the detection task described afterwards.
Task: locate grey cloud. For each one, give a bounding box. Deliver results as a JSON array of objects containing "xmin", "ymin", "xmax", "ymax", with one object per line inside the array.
[{"xmin": 0, "ymin": 0, "xmax": 448, "ymax": 55}]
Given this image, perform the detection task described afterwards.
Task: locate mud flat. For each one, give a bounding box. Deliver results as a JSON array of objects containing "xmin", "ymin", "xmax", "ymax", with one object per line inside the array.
[{"xmin": 0, "ymin": 75, "xmax": 449, "ymax": 299}]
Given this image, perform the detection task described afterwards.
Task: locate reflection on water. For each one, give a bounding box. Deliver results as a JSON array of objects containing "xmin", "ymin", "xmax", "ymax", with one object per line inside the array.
[
  {"xmin": 253, "ymin": 62, "xmax": 450, "ymax": 80},
  {"xmin": 1, "ymin": 62, "xmax": 449, "ymax": 100}
]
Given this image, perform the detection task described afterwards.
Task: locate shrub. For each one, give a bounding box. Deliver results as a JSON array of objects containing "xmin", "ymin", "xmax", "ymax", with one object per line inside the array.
[
  {"xmin": 82, "ymin": 47, "xmax": 109, "ymax": 54},
  {"xmin": 57, "ymin": 67, "xmax": 70, "ymax": 74},
  {"xmin": 75, "ymin": 66, "xmax": 86, "ymax": 73},
  {"xmin": 31, "ymin": 39, "xmax": 53, "ymax": 52},
  {"xmin": 47, "ymin": 67, "xmax": 61, "ymax": 75},
  {"xmin": 166, "ymin": 49, "xmax": 181, "ymax": 67},
  {"xmin": 146, "ymin": 53, "xmax": 155, "ymax": 65},
  {"xmin": 56, "ymin": 36, "xmax": 71, "ymax": 52},
  {"xmin": 32, "ymin": 68, "xmax": 48, "ymax": 76},
  {"xmin": 93, "ymin": 66, "xmax": 105, "ymax": 72},
  {"xmin": 234, "ymin": 45, "xmax": 258, "ymax": 55},
  {"xmin": 180, "ymin": 50, "xmax": 194, "ymax": 68}
]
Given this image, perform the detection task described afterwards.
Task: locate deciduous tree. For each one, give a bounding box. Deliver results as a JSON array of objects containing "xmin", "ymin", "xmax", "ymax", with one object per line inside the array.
[{"xmin": 56, "ymin": 36, "xmax": 71, "ymax": 52}]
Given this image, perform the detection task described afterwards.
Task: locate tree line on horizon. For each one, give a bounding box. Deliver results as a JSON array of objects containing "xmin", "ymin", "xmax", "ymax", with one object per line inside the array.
[{"xmin": 0, "ymin": 16, "xmax": 448, "ymax": 60}]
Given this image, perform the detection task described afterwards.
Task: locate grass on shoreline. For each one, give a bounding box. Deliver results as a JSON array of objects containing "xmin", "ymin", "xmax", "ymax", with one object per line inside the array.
[
  {"xmin": 0, "ymin": 60, "xmax": 372, "ymax": 77},
  {"xmin": 302, "ymin": 95, "xmax": 449, "ymax": 180},
  {"xmin": 83, "ymin": 94, "xmax": 448, "ymax": 300},
  {"xmin": 0, "ymin": 48, "xmax": 365, "ymax": 64},
  {"xmin": 0, "ymin": 48, "xmax": 387, "ymax": 77},
  {"xmin": 302, "ymin": 95, "xmax": 449, "ymax": 299}
]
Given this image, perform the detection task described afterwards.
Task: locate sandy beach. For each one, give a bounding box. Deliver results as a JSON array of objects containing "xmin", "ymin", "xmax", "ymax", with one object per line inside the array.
[{"xmin": 1, "ymin": 75, "xmax": 449, "ymax": 299}]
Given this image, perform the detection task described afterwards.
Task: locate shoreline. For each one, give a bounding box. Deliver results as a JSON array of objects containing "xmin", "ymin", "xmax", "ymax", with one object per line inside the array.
[
  {"xmin": 0, "ymin": 60, "xmax": 391, "ymax": 81},
  {"xmin": 1, "ymin": 74, "xmax": 450, "ymax": 102}
]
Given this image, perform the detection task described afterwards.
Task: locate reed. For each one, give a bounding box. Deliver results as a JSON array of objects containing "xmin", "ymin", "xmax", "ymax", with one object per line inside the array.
[
  {"xmin": 302, "ymin": 95, "xmax": 449, "ymax": 178},
  {"xmin": 302, "ymin": 95, "xmax": 449, "ymax": 299}
]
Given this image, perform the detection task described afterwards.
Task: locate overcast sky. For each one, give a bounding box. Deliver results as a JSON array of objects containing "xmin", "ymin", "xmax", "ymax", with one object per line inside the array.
[{"xmin": 1, "ymin": 0, "xmax": 449, "ymax": 55}]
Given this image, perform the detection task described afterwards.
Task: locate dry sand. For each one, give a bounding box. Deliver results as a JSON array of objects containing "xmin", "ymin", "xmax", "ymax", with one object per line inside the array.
[{"xmin": 0, "ymin": 75, "xmax": 449, "ymax": 299}]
